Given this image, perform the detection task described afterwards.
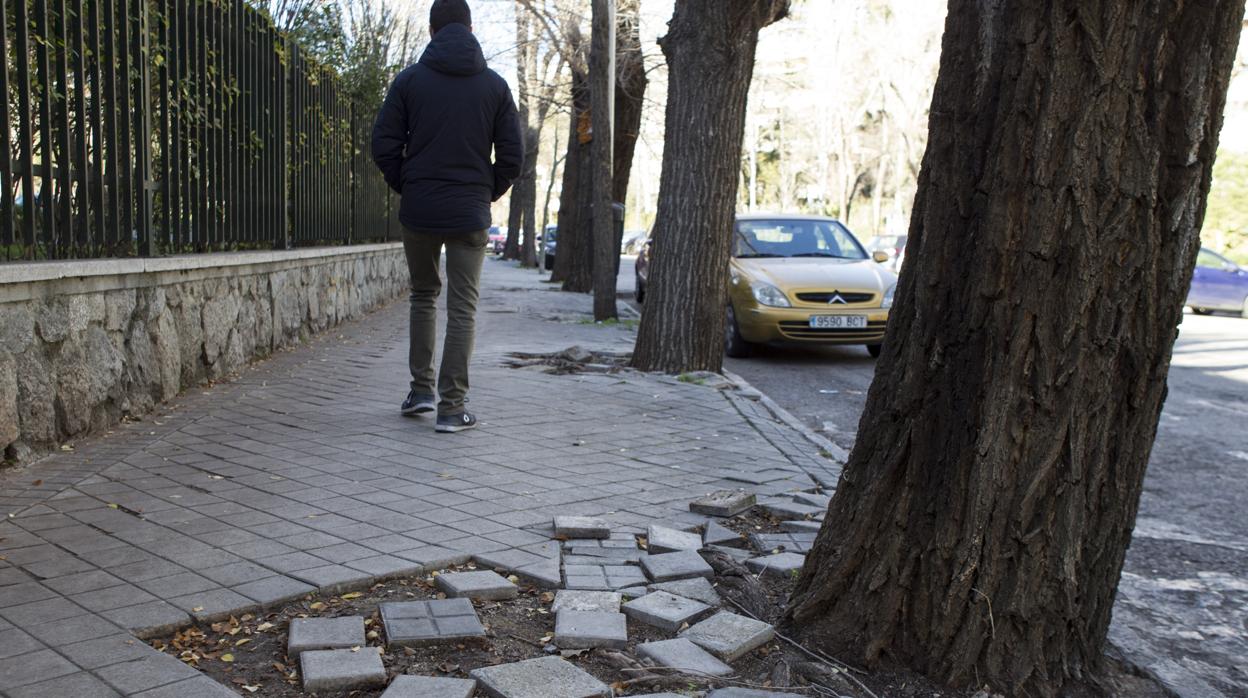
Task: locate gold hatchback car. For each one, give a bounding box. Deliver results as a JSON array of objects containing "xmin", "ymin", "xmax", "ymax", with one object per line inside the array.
[{"xmin": 726, "ymin": 214, "xmax": 897, "ymax": 358}]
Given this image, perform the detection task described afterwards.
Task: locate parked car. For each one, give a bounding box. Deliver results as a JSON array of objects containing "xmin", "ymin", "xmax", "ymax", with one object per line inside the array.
[
  {"xmin": 621, "ymin": 229, "xmax": 647, "ymax": 255},
  {"xmin": 543, "ymin": 224, "xmax": 558, "ymax": 270},
  {"xmin": 1187, "ymin": 247, "xmax": 1248, "ymax": 317},
  {"xmin": 867, "ymin": 234, "xmax": 907, "ymax": 272},
  {"xmin": 637, "ymin": 215, "xmax": 896, "ymax": 358},
  {"xmin": 488, "ymin": 226, "xmax": 506, "ymax": 254}
]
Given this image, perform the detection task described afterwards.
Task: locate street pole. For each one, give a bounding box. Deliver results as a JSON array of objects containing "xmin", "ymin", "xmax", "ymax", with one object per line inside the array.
[{"xmin": 590, "ymin": 0, "xmax": 617, "ymax": 321}]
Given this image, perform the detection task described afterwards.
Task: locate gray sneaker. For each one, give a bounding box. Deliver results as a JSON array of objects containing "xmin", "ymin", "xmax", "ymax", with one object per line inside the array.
[
  {"xmin": 436, "ymin": 412, "xmax": 477, "ymax": 433},
  {"xmin": 401, "ymin": 391, "xmax": 436, "ymax": 416}
]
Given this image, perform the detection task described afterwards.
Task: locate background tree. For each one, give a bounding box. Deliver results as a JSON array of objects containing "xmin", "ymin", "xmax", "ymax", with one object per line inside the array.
[
  {"xmin": 786, "ymin": 2, "xmax": 1246, "ymax": 697},
  {"xmin": 631, "ymin": 0, "xmax": 790, "ymax": 373}
]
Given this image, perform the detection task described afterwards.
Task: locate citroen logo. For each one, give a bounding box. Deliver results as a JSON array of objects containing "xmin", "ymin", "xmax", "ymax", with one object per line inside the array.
[{"xmin": 828, "ymin": 292, "xmax": 847, "ymax": 305}]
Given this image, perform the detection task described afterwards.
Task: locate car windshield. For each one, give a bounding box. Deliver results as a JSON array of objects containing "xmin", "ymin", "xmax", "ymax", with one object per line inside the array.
[{"xmin": 734, "ymin": 220, "xmax": 867, "ymax": 260}]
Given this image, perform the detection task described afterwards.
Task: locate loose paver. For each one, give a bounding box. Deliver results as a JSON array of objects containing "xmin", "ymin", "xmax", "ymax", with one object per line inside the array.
[
  {"xmin": 759, "ymin": 500, "xmax": 823, "ymax": 521},
  {"xmin": 551, "ymin": 590, "xmax": 621, "ymax": 613},
  {"xmin": 750, "ymin": 532, "xmax": 816, "ymax": 554},
  {"xmin": 435, "ymin": 570, "xmax": 518, "ymax": 600},
  {"xmin": 300, "ymin": 647, "xmax": 387, "ymax": 693},
  {"xmin": 680, "ymin": 611, "xmax": 776, "ymax": 662},
  {"xmin": 707, "ymin": 690, "xmax": 804, "ymax": 697},
  {"xmin": 649, "ymin": 577, "xmax": 721, "ymax": 606},
  {"xmin": 746, "ymin": 552, "xmax": 807, "ymax": 579},
  {"xmin": 641, "ymin": 550, "xmax": 715, "ymax": 582},
  {"xmin": 554, "ymin": 609, "xmax": 628, "ymax": 649},
  {"xmin": 705, "ymin": 544, "xmax": 753, "ymax": 562},
  {"xmin": 689, "ymin": 490, "xmax": 757, "ymax": 517},
  {"xmin": 287, "ymin": 615, "xmax": 365, "ymax": 658},
  {"xmin": 779, "ymin": 520, "xmax": 822, "ymax": 534},
  {"xmin": 637, "ymin": 637, "xmax": 733, "ymax": 677},
  {"xmin": 703, "ymin": 521, "xmax": 743, "ymax": 547},
  {"xmin": 647, "ymin": 525, "xmax": 703, "ymax": 554},
  {"xmin": 564, "ymin": 564, "xmax": 647, "ymax": 590},
  {"xmin": 380, "ymin": 599, "xmax": 486, "ymax": 647},
  {"xmin": 470, "ymin": 655, "xmax": 610, "ymax": 698},
  {"xmin": 791, "ymin": 491, "xmax": 831, "ymax": 508},
  {"xmin": 624, "ymin": 590, "xmax": 713, "ymax": 632},
  {"xmin": 553, "ymin": 516, "xmax": 611, "ymax": 540},
  {"xmin": 379, "ymin": 675, "xmax": 477, "ymax": 698}
]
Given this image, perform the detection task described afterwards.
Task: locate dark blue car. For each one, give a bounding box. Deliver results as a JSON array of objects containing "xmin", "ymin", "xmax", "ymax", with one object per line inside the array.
[{"xmin": 1188, "ymin": 247, "xmax": 1248, "ymax": 318}]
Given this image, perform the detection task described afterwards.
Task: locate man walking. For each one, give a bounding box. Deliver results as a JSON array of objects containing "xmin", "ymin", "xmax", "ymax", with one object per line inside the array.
[{"xmin": 372, "ymin": 0, "xmax": 523, "ymax": 433}]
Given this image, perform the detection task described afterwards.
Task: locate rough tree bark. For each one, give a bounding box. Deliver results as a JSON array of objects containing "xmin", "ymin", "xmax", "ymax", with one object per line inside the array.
[
  {"xmin": 786, "ymin": 2, "xmax": 1245, "ymax": 696},
  {"xmin": 631, "ymin": 0, "xmax": 790, "ymax": 372},
  {"xmin": 553, "ymin": 59, "xmax": 593, "ymax": 288},
  {"xmin": 504, "ymin": 3, "xmax": 534, "ymax": 261},
  {"xmin": 590, "ymin": 0, "xmax": 618, "ymax": 321},
  {"xmin": 612, "ymin": 0, "xmax": 647, "ymax": 209}
]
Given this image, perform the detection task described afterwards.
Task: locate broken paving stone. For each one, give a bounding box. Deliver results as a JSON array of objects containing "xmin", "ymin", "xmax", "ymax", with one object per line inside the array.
[
  {"xmin": 435, "ymin": 570, "xmax": 518, "ymax": 601},
  {"xmin": 703, "ymin": 521, "xmax": 743, "ymax": 547},
  {"xmin": 553, "ymin": 516, "xmax": 611, "ymax": 539},
  {"xmin": 779, "ymin": 520, "xmax": 822, "ymax": 534},
  {"xmin": 647, "ymin": 524, "xmax": 703, "ymax": 554},
  {"xmin": 745, "ymin": 552, "xmax": 806, "ymax": 579},
  {"xmin": 554, "ymin": 609, "xmax": 628, "ymax": 649},
  {"xmin": 648, "ymin": 577, "xmax": 720, "ymax": 606},
  {"xmin": 287, "ymin": 616, "xmax": 365, "ymax": 658},
  {"xmin": 689, "ymin": 490, "xmax": 757, "ymax": 517},
  {"xmin": 637, "ymin": 637, "xmax": 734, "ymax": 677},
  {"xmin": 300, "ymin": 648, "xmax": 386, "ymax": 693},
  {"xmin": 704, "ymin": 544, "xmax": 753, "ymax": 562},
  {"xmin": 564, "ymin": 564, "xmax": 647, "ymax": 590},
  {"xmin": 623, "ymin": 590, "xmax": 713, "ymax": 632},
  {"xmin": 470, "ymin": 655, "xmax": 610, "ymax": 698},
  {"xmin": 380, "ymin": 599, "xmax": 485, "ymax": 647},
  {"xmin": 380, "ymin": 675, "xmax": 477, "ymax": 698},
  {"xmin": 642, "ymin": 550, "xmax": 715, "ymax": 582},
  {"xmin": 551, "ymin": 590, "xmax": 621, "ymax": 613},
  {"xmin": 680, "ymin": 611, "xmax": 776, "ymax": 662}
]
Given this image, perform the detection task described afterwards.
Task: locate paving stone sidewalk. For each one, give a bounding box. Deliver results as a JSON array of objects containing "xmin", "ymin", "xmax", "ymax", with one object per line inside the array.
[{"xmin": 0, "ymin": 259, "xmax": 840, "ymax": 696}]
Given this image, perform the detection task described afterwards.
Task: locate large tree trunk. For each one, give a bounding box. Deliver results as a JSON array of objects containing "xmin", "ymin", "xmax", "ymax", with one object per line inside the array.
[
  {"xmin": 504, "ymin": 2, "xmax": 534, "ymax": 261},
  {"xmin": 590, "ymin": 0, "xmax": 618, "ymax": 321},
  {"xmin": 554, "ymin": 62, "xmax": 593, "ymax": 290},
  {"xmin": 631, "ymin": 0, "xmax": 790, "ymax": 372},
  {"xmin": 786, "ymin": 2, "xmax": 1245, "ymax": 696},
  {"xmin": 520, "ymin": 124, "xmax": 541, "ymax": 268},
  {"xmin": 612, "ymin": 0, "xmax": 646, "ymax": 208}
]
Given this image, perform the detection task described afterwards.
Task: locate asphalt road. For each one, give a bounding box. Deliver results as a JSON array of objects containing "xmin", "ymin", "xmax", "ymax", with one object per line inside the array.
[{"xmin": 725, "ymin": 308, "xmax": 1248, "ymax": 697}]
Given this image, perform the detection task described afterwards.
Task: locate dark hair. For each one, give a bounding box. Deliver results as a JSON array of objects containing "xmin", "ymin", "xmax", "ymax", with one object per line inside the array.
[{"xmin": 430, "ymin": 0, "xmax": 471, "ymax": 33}]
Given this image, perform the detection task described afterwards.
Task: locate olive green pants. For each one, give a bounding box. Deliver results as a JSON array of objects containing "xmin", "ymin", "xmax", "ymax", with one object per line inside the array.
[{"xmin": 402, "ymin": 229, "xmax": 488, "ymax": 415}]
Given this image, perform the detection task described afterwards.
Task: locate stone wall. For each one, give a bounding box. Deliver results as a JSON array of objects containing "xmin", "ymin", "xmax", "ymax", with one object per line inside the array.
[{"xmin": 0, "ymin": 244, "xmax": 407, "ymax": 462}]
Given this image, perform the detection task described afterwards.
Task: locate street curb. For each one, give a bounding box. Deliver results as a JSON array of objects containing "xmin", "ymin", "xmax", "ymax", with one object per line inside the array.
[{"xmin": 721, "ymin": 369, "xmax": 849, "ymax": 465}]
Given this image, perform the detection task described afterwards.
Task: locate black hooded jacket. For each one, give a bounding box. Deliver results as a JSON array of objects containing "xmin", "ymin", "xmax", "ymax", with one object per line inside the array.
[{"xmin": 371, "ymin": 23, "xmax": 523, "ymax": 234}]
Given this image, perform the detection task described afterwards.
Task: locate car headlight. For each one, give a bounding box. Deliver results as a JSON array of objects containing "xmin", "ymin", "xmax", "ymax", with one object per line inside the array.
[
  {"xmin": 751, "ymin": 283, "xmax": 791, "ymax": 307},
  {"xmin": 882, "ymin": 283, "xmax": 896, "ymax": 309}
]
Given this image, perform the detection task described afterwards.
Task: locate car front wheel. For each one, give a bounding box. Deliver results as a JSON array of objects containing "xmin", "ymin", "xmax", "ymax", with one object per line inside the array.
[
  {"xmin": 724, "ymin": 304, "xmax": 752, "ymax": 358},
  {"xmin": 1241, "ymin": 295, "xmax": 1248, "ymax": 319},
  {"xmin": 867, "ymin": 343, "xmax": 882, "ymax": 358},
  {"xmin": 1191, "ymin": 306, "xmax": 1214, "ymax": 315},
  {"xmin": 635, "ymin": 276, "xmax": 645, "ymax": 304}
]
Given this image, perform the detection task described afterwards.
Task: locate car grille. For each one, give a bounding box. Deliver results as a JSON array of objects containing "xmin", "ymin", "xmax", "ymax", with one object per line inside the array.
[
  {"xmin": 778, "ymin": 320, "xmax": 887, "ymax": 341},
  {"xmin": 795, "ymin": 291, "xmax": 875, "ymax": 304}
]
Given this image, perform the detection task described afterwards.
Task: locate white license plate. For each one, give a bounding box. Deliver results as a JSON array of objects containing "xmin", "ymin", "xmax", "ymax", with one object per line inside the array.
[{"xmin": 809, "ymin": 315, "xmax": 867, "ymax": 329}]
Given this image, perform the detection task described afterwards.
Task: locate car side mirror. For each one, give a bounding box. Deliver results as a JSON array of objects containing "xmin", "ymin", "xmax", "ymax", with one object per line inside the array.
[{"xmin": 872, "ymin": 250, "xmax": 890, "ymax": 264}]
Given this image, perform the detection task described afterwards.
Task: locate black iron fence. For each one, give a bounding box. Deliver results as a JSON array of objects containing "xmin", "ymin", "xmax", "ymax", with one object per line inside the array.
[{"xmin": 1, "ymin": 0, "xmax": 398, "ymax": 263}]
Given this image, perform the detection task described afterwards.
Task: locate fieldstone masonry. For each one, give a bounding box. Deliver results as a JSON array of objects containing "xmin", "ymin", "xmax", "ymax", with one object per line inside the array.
[{"xmin": 0, "ymin": 245, "xmax": 406, "ymax": 461}]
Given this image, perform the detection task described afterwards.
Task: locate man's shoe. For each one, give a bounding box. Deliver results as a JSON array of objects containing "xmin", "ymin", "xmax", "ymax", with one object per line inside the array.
[
  {"xmin": 401, "ymin": 391, "xmax": 436, "ymax": 415},
  {"xmin": 436, "ymin": 412, "xmax": 477, "ymax": 433}
]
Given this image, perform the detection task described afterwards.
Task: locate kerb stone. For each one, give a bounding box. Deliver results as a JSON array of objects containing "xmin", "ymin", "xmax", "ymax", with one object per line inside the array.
[
  {"xmin": 380, "ymin": 675, "xmax": 477, "ymax": 698},
  {"xmin": 689, "ymin": 490, "xmax": 756, "ymax": 517},
  {"xmin": 300, "ymin": 648, "xmax": 386, "ymax": 693},
  {"xmin": 680, "ymin": 611, "xmax": 775, "ymax": 662},
  {"xmin": 470, "ymin": 656, "xmax": 610, "ymax": 698},
  {"xmin": 637, "ymin": 638, "xmax": 733, "ymax": 677},
  {"xmin": 554, "ymin": 610, "xmax": 628, "ymax": 649},
  {"xmin": 287, "ymin": 616, "xmax": 365, "ymax": 658}
]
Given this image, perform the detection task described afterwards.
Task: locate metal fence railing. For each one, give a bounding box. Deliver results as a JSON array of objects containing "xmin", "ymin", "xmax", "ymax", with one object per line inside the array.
[{"xmin": 1, "ymin": 0, "xmax": 398, "ymax": 263}]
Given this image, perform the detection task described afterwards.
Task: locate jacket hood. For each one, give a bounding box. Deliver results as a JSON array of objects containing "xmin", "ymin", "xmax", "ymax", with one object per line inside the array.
[{"xmin": 419, "ymin": 23, "xmax": 486, "ymax": 76}]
